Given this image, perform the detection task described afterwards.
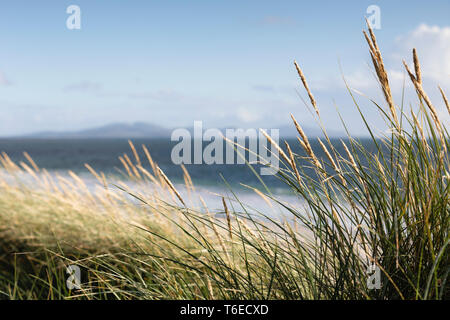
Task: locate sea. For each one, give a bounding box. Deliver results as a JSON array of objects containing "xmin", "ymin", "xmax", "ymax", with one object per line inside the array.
[{"xmin": 0, "ymin": 137, "xmax": 378, "ymax": 215}]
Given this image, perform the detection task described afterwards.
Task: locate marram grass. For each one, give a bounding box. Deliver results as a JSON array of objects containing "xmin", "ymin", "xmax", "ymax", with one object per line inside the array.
[{"xmin": 0, "ymin": 23, "xmax": 448, "ymax": 300}]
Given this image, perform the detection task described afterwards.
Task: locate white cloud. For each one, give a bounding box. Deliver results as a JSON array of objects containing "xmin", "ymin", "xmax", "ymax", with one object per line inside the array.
[
  {"xmin": 128, "ymin": 89, "xmax": 184, "ymax": 101},
  {"xmin": 0, "ymin": 72, "xmax": 11, "ymax": 86},
  {"xmin": 312, "ymin": 24, "xmax": 450, "ymax": 95},
  {"xmin": 63, "ymin": 81, "xmax": 102, "ymax": 93},
  {"xmin": 236, "ymin": 107, "xmax": 263, "ymax": 123},
  {"xmin": 345, "ymin": 69, "xmax": 376, "ymax": 90},
  {"xmin": 392, "ymin": 24, "xmax": 450, "ymax": 123},
  {"xmin": 394, "ymin": 24, "xmax": 450, "ymax": 88},
  {"xmin": 314, "ymin": 24, "xmax": 450, "ymax": 125}
]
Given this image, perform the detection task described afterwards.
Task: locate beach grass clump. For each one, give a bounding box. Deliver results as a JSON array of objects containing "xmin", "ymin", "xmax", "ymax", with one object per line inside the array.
[{"xmin": 0, "ymin": 22, "xmax": 448, "ymax": 300}]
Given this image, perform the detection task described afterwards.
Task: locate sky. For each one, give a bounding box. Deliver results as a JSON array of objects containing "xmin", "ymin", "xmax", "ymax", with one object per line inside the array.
[{"xmin": 0, "ymin": 0, "xmax": 449, "ymax": 136}]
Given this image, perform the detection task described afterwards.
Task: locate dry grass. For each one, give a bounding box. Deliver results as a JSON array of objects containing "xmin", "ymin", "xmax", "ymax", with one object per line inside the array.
[{"xmin": 0, "ymin": 22, "xmax": 448, "ymax": 300}]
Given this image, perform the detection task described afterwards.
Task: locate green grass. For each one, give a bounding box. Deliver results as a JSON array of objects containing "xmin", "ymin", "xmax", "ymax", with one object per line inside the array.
[{"xmin": 0, "ymin": 24, "xmax": 448, "ymax": 300}]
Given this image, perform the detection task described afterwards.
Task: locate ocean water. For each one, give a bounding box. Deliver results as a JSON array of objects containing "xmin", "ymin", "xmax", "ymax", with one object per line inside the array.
[
  {"xmin": 0, "ymin": 137, "xmax": 378, "ymax": 216},
  {"xmin": 0, "ymin": 137, "xmax": 379, "ymax": 190}
]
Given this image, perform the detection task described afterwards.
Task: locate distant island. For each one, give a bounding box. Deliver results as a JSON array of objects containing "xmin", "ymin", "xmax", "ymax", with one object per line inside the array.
[
  {"xmin": 25, "ymin": 122, "xmax": 172, "ymax": 139},
  {"xmin": 20, "ymin": 122, "xmax": 342, "ymax": 139}
]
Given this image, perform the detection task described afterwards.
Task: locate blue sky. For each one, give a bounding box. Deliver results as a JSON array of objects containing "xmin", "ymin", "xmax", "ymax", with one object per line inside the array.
[{"xmin": 0, "ymin": 0, "xmax": 449, "ymax": 136}]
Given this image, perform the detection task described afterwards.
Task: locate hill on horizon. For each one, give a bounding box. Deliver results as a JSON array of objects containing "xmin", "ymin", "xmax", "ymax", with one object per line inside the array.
[{"xmin": 18, "ymin": 122, "xmax": 343, "ymax": 139}]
